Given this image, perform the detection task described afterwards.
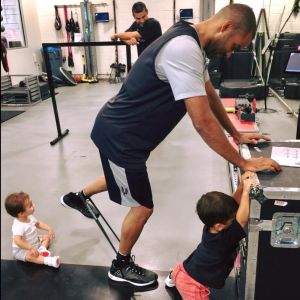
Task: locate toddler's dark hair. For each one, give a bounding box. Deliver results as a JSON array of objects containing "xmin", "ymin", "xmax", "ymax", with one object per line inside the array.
[
  {"xmin": 196, "ymin": 191, "xmax": 238, "ymax": 227},
  {"xmin": 5, "ymin": 192, "xmax": 29, "ymax": 217}
]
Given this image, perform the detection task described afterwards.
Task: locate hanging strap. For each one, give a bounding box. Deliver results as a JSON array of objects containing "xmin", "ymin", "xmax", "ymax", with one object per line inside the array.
[{"xmin": 63, "ymin": 5, "xmax": 74, "ymax": 66}]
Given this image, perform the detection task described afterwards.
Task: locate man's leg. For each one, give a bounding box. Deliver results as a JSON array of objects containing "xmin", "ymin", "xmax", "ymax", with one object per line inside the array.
[
  {"xmin": 109, "ymin": 205, "xmax": 158, "ymax": 286},
  {"xmin": 82, "ymin": 175, "xmax": 107, "ymax": 197},
  {"xmin": 119, "ymin": 206, "xmax": 153, "ymax": 255},
  {"xmin": 60, "ymin": 175, "xmax": 107, "ymax": 219}
]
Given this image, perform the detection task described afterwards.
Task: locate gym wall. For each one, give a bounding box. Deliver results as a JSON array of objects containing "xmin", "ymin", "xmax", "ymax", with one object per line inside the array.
[{"xmin": 2, "ymin": 0, "xmax": 300, "ymax": 78}]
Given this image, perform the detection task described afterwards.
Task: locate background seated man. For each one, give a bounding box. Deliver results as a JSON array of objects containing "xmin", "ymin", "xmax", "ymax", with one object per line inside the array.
[{"xmin": 111, "ymin": 1, "xmax": 162, "ymax": 56}]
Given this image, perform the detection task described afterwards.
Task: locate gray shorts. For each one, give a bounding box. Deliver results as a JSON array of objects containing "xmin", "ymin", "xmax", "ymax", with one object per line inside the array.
[
  {"xmin": 12, "ymin": 240, "xmax": 40, "ymax": 261},
  {"xmin": 100, "ymin": 151, "xmax": 153, "ymax": 209}
]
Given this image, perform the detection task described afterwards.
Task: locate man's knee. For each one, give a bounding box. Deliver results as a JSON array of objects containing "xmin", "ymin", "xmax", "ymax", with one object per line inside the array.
[{"xmin": 133, "ymin": 206, "xmax": 153, "ymax": 223}]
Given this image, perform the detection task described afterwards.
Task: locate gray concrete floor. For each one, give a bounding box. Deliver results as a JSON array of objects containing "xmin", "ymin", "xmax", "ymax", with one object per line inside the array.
[{"xmin": 1, "ymin": 82, "xmax": 298, "ymax": 273}]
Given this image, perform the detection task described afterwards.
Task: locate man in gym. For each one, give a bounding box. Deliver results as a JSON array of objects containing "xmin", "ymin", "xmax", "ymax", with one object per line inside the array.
[
  {"xmin": 111, "ymin": 2, "xmax": 162, "ymax": 56},
  {"xmin": 61, "ymin": 4, "xmax": 281, "ymax": 287}
]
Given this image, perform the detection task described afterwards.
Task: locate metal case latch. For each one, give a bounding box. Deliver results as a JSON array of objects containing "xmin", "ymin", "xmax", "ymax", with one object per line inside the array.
[{"xmin": 271, "ymin": 213, "xmax": 300, "ymax": 248}]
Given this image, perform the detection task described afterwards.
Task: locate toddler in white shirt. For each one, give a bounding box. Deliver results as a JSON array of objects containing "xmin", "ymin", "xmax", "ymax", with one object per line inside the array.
[{"xmin": 5, "ymin": 192, "xmax": 60, "ymax": 268}]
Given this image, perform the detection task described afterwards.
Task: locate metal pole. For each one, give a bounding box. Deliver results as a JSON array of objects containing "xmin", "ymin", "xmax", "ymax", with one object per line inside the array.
[
  {"xmin": 42, "ymin": 41, "xmax": 131, "ymax": 145},
  {"xmin": 42, "ymin": 44, "xmax": 69, "ymax": 145}
]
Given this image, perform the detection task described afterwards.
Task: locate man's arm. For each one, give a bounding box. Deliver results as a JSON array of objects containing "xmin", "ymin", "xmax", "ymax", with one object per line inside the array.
[
  {"xmin": 185, "ymin": 96, "xmax": 247, "ymax": 168},
  {"xmin": 205, "ymin": 80, "xmax": 272, "ymax": 144},
  {"xmin": 205, "ymin": 80, "xmax": 240, "ymax": 140},
  {"xmin": 184, "ymin": 96, "xmax": 281, "ymax": 172},
  {"xmin": 111, "ymin": 31, "xmax": 141, "ymax": 45}
]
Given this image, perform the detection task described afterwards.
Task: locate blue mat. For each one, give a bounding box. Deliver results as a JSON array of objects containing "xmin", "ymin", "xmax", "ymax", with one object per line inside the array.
[{"xmin": 1, "ymin": 111, "xmax": 25, "ymax": 123}]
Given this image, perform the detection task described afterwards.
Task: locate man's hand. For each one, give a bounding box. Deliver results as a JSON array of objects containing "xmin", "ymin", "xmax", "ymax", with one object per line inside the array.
[
  {"xmin": 125, "ymin": 37, "xmax": 139, "ymax": 45},
  {"xmin": 111, "ymin": 34, "xmax": 118, "ymax": 41},
  {"xmin": 235, "ymin": 133, "xmax": 271, "ymax": 145},
  {"xmin": 243, "ymin": 157, "xmax": 281, "ymax": 172}
]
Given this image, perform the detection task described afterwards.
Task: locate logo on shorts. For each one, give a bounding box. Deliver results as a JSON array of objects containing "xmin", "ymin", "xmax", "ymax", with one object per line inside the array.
[{"xmin": 121, "ymin": 186, "xmax": 128, "ymax": 196}]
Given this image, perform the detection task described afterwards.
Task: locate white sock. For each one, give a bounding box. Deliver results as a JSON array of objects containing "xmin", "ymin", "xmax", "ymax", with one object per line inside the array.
[
  {"xmin": 44, "ymin": 256, "xmax": 60, "ymax": 268},
  {"xmin": 38, "ymin": 246, "xmax": 51, "ymax": 257}
]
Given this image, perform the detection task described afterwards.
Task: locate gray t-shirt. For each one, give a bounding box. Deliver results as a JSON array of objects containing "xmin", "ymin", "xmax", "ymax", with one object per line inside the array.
[
  {"xmin": 91, "ymin": 21, "xmax": 206, "ymax": 168},
  {"xmin": 155, "ymin": 35, "xmax": 210, "ymax": 100}
]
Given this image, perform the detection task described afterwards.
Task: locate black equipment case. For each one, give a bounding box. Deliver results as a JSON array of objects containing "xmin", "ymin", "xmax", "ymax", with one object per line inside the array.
[
  {"xmin": 237, "ymin": 140, "xmax": 300, "ymax": 300},
  {"xmin": 219, "ymin": 80, "xmax": 267, "ymax": 100}
]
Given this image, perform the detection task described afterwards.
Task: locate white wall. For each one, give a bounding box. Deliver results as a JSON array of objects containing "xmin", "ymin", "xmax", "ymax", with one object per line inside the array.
[
  {"xmin": 1, "ymin": 0, "xmax": 42, "ymax": 83},
  {"xmin": 3, "ymin": 0, "xmax": 300, "ymax": 78},
  {"xmin": 216, "ymin": 0, "xmax": 300, "ymax": 37}
]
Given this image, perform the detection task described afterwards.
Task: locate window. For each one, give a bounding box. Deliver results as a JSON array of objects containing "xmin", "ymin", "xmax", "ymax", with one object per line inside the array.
[{"xmin": 1, "ymin": 0, "xmax": 26, "ymax": 49}]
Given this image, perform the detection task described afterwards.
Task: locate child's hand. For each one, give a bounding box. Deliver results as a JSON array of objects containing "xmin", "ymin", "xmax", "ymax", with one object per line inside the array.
[
  {"xmin": 29, "ymin": 247, "xmax": 39, "ymax": 257},
  {"xmin": 48, "ymin": 228, "xmax": 55, "ymax": 241},
  {"xmin": 242, "ymin": 171, "xmax": 257, "ymax": 194},
  {"xmin": 241, "ymin": 171, "xmax": 255, "ymax": 181}
]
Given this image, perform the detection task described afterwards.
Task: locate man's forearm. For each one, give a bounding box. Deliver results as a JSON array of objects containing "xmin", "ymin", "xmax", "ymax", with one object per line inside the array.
[
  {"xmin": 185, "ymin": 96, "xmax": 247, "ymax": 168},
  {"xmin": 195, "ymin": 110, "xmax": 246, "ymax": 168},
  {"xmin": 205, "ymin": 81, "xmax": 240, "ymax": 140},
  {"xmin": 112, "ymin": 31, "xmax": 140, "ymax": 41}
]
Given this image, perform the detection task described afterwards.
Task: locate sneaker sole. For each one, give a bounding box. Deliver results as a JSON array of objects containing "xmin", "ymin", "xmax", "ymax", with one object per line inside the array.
[
  {"xmin": 165, "ymin": 277, "xmax": 175, "ymax": 288},
  {"xmin": 108, "ymin": 271, "xmax": 157, "ymax": 287},
  {"xmin": 60, "ymin": 195, "xmax": 69, "ymax": 208},
  {"xmin": 60, "ymin": 195, "xmax": 94, "ymax": 219}
]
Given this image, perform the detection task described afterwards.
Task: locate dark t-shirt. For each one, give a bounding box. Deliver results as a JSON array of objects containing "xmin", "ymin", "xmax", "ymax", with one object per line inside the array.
[
  {"xmin": 126, "ymin": 18, "xmax": 162, "ymax": 56},
  {"xmin": 91, "ymin": 21, "xmax": 199, "ymax": 169},
  {"xmin": 183, "ymin": 219, "xmax": 246, "ymax": 289}
]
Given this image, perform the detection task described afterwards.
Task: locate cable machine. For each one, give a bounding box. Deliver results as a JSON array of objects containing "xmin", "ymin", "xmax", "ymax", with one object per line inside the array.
[{"xmin": 80, "ymin": 0, "xmax": 98, "ymax": 83}]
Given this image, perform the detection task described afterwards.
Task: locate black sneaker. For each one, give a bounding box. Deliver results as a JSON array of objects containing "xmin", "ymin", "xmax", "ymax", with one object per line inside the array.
[
  {"xmin": 60, "ymin": 192, "xmax": 100, "ymax": 219},
  {"xmin": 108, "ymin": 257, "xmax": 158, "ymax": 286}
]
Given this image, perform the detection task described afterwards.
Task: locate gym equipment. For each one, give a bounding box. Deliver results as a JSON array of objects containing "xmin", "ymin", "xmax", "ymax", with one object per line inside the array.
[
  {"xmin": 80, "ymin": 0, "xmax": 98, "ymax": 82},
  {"xmin": 253, "ymin": 8, "xmax": 278, "ymax": 113},
  {"xmin": 109, "ymin": 63, "xmax": 126, "ymax": 84},
  {"xmin": 1, "ymin": 110, "xmax": 25, "ymax": 123},
  {"xmin": 64, "ymin": 5, "xmax": 74, "ymax": 67},
  {"xmin": 218, "ymin": 32, "xmax": 267, "ymax": 100},
  {"xmin": 1, "ymin": 5, "xmax": 9, "ymax": 72},
  {"xmin": 59, "ymin": 67, "xmax": 77, "ymax": 86},
  {"xmin": 73, "ymin": 74, "xmax": 82, "ymax": 83},
  {"xmin": 222, "ymin": 51, "xmax": 253, "ymax": 80},
  {"xmin": 219, "ymin": 79, "xmax": 266, "ymax": 100},
  {"xmin": 283, "ymin": 51, "xmax": 300, "ymax": 99},
  {"xmin": 81, "ymin": 54, "xmax": 98, "ymax": 83},
  {"xmin": 261, "ymin": 3, "xmax": 300, "ymax": 111},
  {"xmin": 78, "ymin": 193, "xmax": 120, "ymax": 254},
  {"xmin": 69, "ymin": 10, "xmax": 76, "ymax": 42},
  {"xmin": 109, "ymin": 0, "xmax": 126, "ymax": 84},
  {"xmin": 54, "ymin": 6, "xmax": 62, "ymax": 30},
  {"xmin": 74, "ymin": 8, "xmax": 80, "ymax": 33},
  {"xmin": 40, "ymin": 47, "xmax": 63, "ymax": 79},
  {"xmin": 42, "ymin": 41, "xmax": 131, "ymax": 145},
  {"xmin": 208, "ymin": 56, "xmax": 222, "ymax": 88},
  {"xmin": 1, "ymin": 75, "xmax": 42, "ymax": 105}
]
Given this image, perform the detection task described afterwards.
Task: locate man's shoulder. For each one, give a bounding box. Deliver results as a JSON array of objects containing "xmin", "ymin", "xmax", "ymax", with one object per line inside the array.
[
  {"xmin": 126, "ymin": 21, "xmax": 139, "ymax": 32},
  {"xmin": 146, "ymin": 18, "xmax": 161, "ymax": 26}
]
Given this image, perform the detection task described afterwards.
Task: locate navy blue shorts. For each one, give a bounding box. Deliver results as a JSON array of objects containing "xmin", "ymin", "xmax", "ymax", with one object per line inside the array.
[{"xmin": 100, "ymin": 151, "xmax": 153, "ymax": 209}]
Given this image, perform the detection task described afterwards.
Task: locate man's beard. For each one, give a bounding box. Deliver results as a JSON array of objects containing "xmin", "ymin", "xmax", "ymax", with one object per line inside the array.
[{"xmin": 204, "ymin": 39, "xmax": 227, "ymax": 59}]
